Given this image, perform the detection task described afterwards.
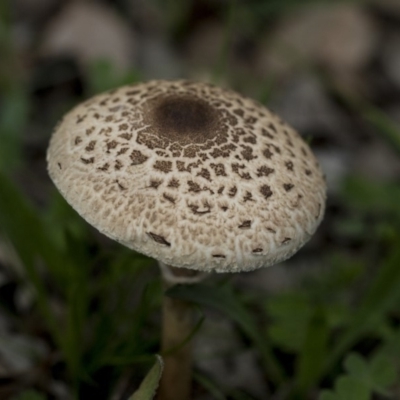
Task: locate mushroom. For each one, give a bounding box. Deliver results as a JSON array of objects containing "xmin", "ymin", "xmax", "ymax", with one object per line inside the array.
[{"xmin": 47, "ymin": 80, "xmax": 326, "ymax": 400}]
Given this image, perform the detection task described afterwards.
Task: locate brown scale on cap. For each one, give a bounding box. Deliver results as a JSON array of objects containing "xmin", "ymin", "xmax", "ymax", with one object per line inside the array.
[{"xmin": 47, "ymin": 80, "xmax": 326, "ymax": 272}]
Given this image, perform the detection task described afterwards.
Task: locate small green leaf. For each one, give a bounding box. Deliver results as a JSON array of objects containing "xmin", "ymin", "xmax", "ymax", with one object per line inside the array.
[
  {"xmin": 336, "ymin": 376, "xmax": 370, "ymax": 400},
  {"xmin": 379, "ymin": 325, "xmax": 400, "ymax": 356},
  {"xmin": 344, "ymin": 353, "xmax": 369, "ymax": 381},
  {"xmin": 343, "ymin": 351, "xmax": 396, "ymax": 395},
  {"xmin": 369, "ymin": 352, "xmax": 396, "ymax": 392},
  {"xmin": 129, "ymin": 356, "xmax": 164, "ymax": 400},
  {"xmin": 319, "ymin": 391, "xmax": 337, "ymax": 400}
]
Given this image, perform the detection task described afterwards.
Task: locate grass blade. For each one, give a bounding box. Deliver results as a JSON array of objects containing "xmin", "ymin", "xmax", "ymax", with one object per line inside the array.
[
  {"xmin": 295, "ymin": 307, "xmax": 329, "ymax": 394},
  {"xmin": 323, "ymin": 241, "xmax": 400, "ymax": 376},
  {"xmin": 0, "ymin": 171, "xmax": 61, "ymax": 337},
  {"xmin": 167, "ymin": 282, "xmax": 285, "ymax": 385},
  {"xmin": 129, "ymin": 355, "xmax": 164, "ymax": 400}
]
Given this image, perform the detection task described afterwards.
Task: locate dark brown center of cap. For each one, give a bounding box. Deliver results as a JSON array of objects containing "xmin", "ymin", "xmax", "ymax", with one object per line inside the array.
[{"xmin": 149, "ymin": 95, "xmax": 220, "ymax": 145}]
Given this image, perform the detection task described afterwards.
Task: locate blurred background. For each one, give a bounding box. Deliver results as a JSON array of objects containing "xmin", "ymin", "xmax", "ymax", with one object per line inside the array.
[{"xmin": 1, "ymin": 0, "xmax": 400, "ymax": 399}]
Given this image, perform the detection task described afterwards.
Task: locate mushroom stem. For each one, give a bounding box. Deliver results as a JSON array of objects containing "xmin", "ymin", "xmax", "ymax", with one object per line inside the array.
[{"xmin": 157, "ymin": 264, "xmax": 205, "ymax": 400}]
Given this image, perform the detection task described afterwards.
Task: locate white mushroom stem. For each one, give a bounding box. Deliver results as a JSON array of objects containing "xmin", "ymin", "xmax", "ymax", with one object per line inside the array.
[
  {"xmin": 159, "ymin": 261, "xmax": 207, "ymax": 284},
  {"xmin": 157, "ymin": 263, "xmax": 206, "ymax": 400}
]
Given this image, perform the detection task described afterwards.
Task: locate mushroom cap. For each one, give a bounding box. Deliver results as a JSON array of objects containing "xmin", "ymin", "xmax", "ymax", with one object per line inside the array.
[{"xmin": 47, "ymin": 80, "xmax": 326, "ymax": 273}]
